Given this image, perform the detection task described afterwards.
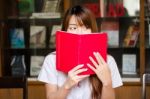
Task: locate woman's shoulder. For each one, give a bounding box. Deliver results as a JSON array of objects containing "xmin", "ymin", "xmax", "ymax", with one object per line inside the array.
[
  {"xmin": 107, "ymin": 54, "xmax": 117, "ymax": 66},
  {"xmin": 45, "ymin": 51, "xmax": 56, "ymax": 58},
  {"xmin": 107, "ymin": 54, "xmax": 115, "ymax": 61},
  {"xmin": 44, "ymin": 51, "xmax": 56, "ymax": 62}
]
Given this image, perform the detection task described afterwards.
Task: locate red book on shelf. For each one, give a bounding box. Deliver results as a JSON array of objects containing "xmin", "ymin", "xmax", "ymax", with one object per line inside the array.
[{"xmin": 56, "ymin": 31, "xmax": 108, "ymax": 75}]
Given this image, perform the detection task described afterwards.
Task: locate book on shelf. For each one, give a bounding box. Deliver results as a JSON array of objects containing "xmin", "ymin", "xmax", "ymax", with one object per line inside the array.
[
  {"xmin": 30, "ymin": 56, "xmax": 45, "ymax": 76},
  {"xmin": 101, "ymin": 20, "xmax": 119, "ymax": 47},
  {"xmin": 9, "ymin": 28, "xmax": 25, "ymax": 48},
  {"xmin": 83, "ymin": 0, "xmax": 107, "ymax": 17},
  {"xmin": 149, "ymin": 23, "xmax": 150, "ymax": 46},
  {"xmin": 34, "ymin": 0, "xmax": 44, "ymax": 12},
  {"xmin": 30, "ymin": 26, "xmax": 46, "ymax": 48},
  {"xmin": 42, "ymin": 0, "xmax": 61, "ymax": 12},
  {"xmin": 123, "ymin": 24, "xmax": 139, "ymax": 47},
  {"xmin": 123, "ymin": 0, "xmax": 140, "ymax": 16},
  {"xmin": 84, "ymin": 3, "xmax": 100, "ymax": 17},
  {"xmin": 11, "ymin": 55, "xmax": 26, "ymax": 76},
  {"xmin": 106, "ymin": 2, "xmax": 125, "ymax": 17},
  {"xmin": 56, "ymin": 31, "xmax": 108, "ymax": 75},
  {"xmin": 49, "ymin": 25, "xmax": 62, "ymax": 48},
  {"xmin": 30, "ymin": 12, "xmax": 61, "ymax": 19},
  {"xmin": 18, "ymin": 0, "xmax": 34, "ymax": 16},
  {"xmin": 122, "ymin": 54, "xmax": 137, "ymax": 75}
]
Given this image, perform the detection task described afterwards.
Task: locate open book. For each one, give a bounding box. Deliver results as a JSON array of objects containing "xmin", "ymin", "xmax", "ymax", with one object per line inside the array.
[{"xmin": 56, "ymin": 31, "xmax": 108, "ymax": 75}]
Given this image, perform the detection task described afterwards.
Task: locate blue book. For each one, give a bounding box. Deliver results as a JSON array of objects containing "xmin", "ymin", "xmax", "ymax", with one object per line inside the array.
[
  {"xmin": 9, "ymin": 28, "xmax": 25, "ymax": 48},
  {"xmin": 11, "ymin": 55, "xmax": 26, "ymax": 76}
]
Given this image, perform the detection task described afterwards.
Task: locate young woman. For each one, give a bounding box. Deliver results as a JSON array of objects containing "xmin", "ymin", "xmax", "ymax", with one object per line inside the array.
[{"xmin": 38, "ymin": 5, "xmax": 123, "ymax": 99}]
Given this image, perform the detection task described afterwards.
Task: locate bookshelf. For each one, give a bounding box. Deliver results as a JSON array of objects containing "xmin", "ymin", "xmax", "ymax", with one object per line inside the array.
[
  {"xmin": 145, "ymin": 0, "xmax": 150, "ymax": 74},
  {"xmin": 0, "ymin": 0, "xmax": 147, "ymax": 80},
  {"xmin": 0, "ymin": 0, "xmax": 150, "ymax": 99},
  {"xmin": 0, "ymin": 27, "xmax": 2, "ymax": 77},
  {"xmin": 66, "ymin": 0, "xmax": 144, "ymax": 78},
  {"xmin": 1, "ymin": 18, "xmax": 63, "ymax": 77}
]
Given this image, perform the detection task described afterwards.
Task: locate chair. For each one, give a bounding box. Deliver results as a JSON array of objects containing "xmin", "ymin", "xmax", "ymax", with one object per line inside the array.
[
  {"xmin": 0, "ymin": 76, "xmax": 27, "ymax": 99},
  {"xmin": 142, "ymin": 73, "xmax": 150, "ymax": 99}
]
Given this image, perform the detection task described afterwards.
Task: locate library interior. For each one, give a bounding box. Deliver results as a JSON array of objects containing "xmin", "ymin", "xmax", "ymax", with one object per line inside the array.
[{"xmin": 0, "ymin": 0, "xmax": 150, "ymax": 99}]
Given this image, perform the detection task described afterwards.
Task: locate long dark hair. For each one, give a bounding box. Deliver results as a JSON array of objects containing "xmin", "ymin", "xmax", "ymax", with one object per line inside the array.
[{"xmin": 61, "ymin": 5, "xmax": 102, "ymax": 99}]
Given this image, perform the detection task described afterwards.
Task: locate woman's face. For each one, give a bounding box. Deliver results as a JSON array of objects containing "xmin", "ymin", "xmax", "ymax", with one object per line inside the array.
[{"xmin": 67, "ymin": 15, "xmax": 92, "ymax": 34}]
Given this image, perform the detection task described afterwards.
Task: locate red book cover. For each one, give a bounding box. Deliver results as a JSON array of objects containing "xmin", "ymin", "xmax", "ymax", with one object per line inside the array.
[{"xmin": 56, "ymin": 31, "xmax": 108, "ymax": 75}]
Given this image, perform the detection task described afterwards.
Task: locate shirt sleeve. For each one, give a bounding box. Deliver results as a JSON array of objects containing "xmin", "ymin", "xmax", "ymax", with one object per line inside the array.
[
  {"xmin": 38, "ymin": 54, "xmax": 58, "ymax": 85},
  {"xmin": 107, "ymin": 55, "xmax": 123, "ymax": 88}
]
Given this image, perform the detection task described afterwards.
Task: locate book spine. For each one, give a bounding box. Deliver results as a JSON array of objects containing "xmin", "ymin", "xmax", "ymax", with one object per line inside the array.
[{"xmin": 78, "ymin": 35, "xmax": 82, "ymax": 64}]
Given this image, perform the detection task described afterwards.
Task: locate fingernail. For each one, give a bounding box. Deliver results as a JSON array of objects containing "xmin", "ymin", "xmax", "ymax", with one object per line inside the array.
[
  {"xmin": 84, "ymin": 68, "xmax": 88, "ymax": 71},
  {"xmin": 79, "ymin": 64, "xmax": 84, "ymax": 67},
  {"xmin": 89, "ymin": 56, "xmax": 92, "ymax": 59},
  {"xmin": 93, "ymin": 52, "xmax": 96, "ymax": 55}
]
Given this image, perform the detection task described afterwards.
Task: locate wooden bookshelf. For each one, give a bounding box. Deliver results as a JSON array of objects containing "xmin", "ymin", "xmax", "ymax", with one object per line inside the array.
[
  {"xmin": 0, "ymin": 78, "xmax": 149, "ymax": 99},
  {"xmin": 0, "ymin": 0, "xmax": 4, "ymax": 19},
  {"xmin": 0, "ymin": 0, "xmax": 149, "ymax": 99}
]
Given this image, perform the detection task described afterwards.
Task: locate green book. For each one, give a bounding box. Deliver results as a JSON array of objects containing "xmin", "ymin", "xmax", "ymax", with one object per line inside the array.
[{"xmin": 18, "ymin": 0, "xmax": 34, "ymax": 16}]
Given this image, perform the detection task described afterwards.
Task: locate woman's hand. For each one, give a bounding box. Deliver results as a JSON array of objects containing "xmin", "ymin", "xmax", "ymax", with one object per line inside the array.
[
  {"xmin": 63, "ymin": 64, "xmax": 89, "ymax": 90},
  {"xmin": 87, "ymin": 52, "xmax": 112, "ymax": 86}
]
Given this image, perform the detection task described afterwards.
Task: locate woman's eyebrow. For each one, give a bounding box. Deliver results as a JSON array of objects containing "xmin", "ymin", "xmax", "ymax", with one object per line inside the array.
[{"xmin": 68, "ymin": 24, "xmax": 77, "ymax": 26}]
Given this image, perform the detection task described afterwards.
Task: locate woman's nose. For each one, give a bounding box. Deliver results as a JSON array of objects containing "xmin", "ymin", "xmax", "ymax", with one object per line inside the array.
[
  {"xmin": 77, "ymin": 27, "xmax": 86, "ymax": 33},
  {"xmin": 77, "ymin": 28, "xmax": 91, "ymax": 34},
  {"xmin": 77, "ymin": 28, "xmax": 83, "ymax": 33}
]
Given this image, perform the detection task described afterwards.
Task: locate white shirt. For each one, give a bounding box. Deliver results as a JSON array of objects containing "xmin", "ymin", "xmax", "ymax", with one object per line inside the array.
[{"xmin": 38, "ymin": 52, "xmax": 123, "ymax": 99}]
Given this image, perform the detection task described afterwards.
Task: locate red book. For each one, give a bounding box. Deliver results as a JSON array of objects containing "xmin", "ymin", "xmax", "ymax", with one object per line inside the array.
[{"xmin": 56, "ymin": 31, "xmax": 108, "ymax": 75}]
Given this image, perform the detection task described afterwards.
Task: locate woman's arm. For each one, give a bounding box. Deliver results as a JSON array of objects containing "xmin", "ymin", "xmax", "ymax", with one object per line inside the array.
[
  {"xmin": 45, "ymin": 83, "xmax": 70, "ymax": 99},
  {"xmin": 45, "ymin": 64, "xmax": 89, "ymax": 99},
  {"xmin": 101, "ymin": 83, "xmax": 115, "ymax": 99}
]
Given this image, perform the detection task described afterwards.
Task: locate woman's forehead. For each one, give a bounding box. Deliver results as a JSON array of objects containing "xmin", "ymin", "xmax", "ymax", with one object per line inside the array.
[{"xmin": 69, "ymin": 15, "xmax": 83, "ymax": 26}]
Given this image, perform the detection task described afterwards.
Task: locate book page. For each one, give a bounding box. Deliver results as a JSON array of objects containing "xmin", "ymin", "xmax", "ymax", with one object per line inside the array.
[
  {"xmin": 42, "ymin": 0, "xmax": 60, "ymax": 12},
  {"xmin": 102, "ymin": 30, "xmax": 119, "ymax": 47},
  {"xmin": 101, "ymin": 21, "xmax": 119, "ymax": 47},
  {"xmin": 49, "ymin": 25, "xmax": 62, "ymax": 48},
  {"xmin": 30, "ymin": 56, "xmax": 45, "ymax": 76},
  {"xmin": 122, "ymin": 54, "xmax": 137, "ymax": 75},
  {"xmin": 30, "ymin": 26, "xmax": 46, "ymax": 48}
]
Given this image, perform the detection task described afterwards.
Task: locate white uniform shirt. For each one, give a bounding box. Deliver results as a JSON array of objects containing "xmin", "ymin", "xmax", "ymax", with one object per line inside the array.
[{"xmin": 38, "ymin": 52, "xmax": 123, "ymax": 99}]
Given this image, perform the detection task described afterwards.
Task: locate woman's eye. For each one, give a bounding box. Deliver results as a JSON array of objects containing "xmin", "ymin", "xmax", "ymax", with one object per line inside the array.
[{"xmin": 69, "ymin": 27, "xmax": 77, "ymax": 30}]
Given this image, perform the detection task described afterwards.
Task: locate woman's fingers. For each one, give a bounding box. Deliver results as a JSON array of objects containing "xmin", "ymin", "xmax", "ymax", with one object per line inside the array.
[
  {"xmin": 74, "ymin": 68, "xmax": 88, "ymax": 75},
  {"xmin": 96, "ymin": 52, "xmax": 106, "ymax": 65},
  {"xmin": 76, "ymin": 75, "xmax": 90, "ymax": 81},
  {"xmin": 93, "ymin": 52, "xmax": 103, "ymax": 65},
  {"xmin": 89, "ymin": 52, "xmax": 106, "ymax": 68},
  {"xmin": 69, "ymin": 64, "xmax": 84, "ymax": 73},
  {"xmin": 68, "ymin": 64, "xmax": 89, "ymax": 81},
  {"xmin": 89, "ymin": 56, "xmax": 98, "ymax": 68},
  {"xmin": 87, "ymin": 63, "xmax": 96, "ymax": 72},
  {"xmin": 87, "ymin": 52, "xmax": 107, "ymax": 74}
]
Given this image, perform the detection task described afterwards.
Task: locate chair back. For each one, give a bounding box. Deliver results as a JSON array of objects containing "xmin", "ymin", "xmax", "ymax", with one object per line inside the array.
[
  {"xmin": 142, "ymin": 73, "xmax": 150, "ymax": 99},
  {"xmin": 0, "ymin": 76, "xmax": 27, "ymax": 99}
]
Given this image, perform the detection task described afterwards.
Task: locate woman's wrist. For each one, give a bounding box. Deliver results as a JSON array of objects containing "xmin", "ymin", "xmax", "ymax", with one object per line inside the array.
[
  {"xmin": 102, "ymin": 80, "xmax": 113, "ymax": 87},
  {"xmin": 62, "ymin": 80, "xmax": 73, "ymax": 91},
  {"xmin": 63, "ymin": 83, "xmax": 71, "ymax": 90}
]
